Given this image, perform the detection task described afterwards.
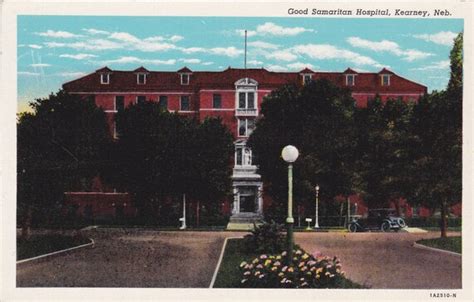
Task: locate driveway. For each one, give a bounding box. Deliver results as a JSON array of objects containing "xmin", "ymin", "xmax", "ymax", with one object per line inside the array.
[
  {"xmin": 17, "ymin": 229, "xmax": 461, "ymax": 289},
  {"xmin": 296, "ymin": 231, "xmax": 462, "ymax": 289},
  {"xmin": 17, "ymin": 229, "xmax": 244, "ymax": 287}
]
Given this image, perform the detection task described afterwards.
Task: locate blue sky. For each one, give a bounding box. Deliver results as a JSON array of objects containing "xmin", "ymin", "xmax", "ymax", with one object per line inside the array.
[{"xmin": 17, "ymin": 16, "xmax": 463, "ymax": 112}]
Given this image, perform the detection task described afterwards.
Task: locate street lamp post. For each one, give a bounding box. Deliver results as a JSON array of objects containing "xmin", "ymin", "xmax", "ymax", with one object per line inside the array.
[
  {"xmin": 281, "ymin": 145, "xmax": 299, "ymax": 266},
  {"xmin": 314, "ymin": 185, "xmax": 320, "ymax": 229}
]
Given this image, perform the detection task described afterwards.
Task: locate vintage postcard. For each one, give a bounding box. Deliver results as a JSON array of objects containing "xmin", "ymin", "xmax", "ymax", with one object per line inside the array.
[{"xmin": 1, "ymin": 1, "xmax": 473, "ymax": 301}]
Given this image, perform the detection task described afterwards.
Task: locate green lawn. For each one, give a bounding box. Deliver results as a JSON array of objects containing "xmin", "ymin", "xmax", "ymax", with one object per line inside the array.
[
  {"xmin": 212, "ymin": 238, "xmax": 364, "ymax": 288},
  {"xmin": 417, "ymin": 236, "xmax": 461, "ymax": 254},
  {"xmin": 17, "ymin": 234, "xmax": 91, "ymax": 260}
]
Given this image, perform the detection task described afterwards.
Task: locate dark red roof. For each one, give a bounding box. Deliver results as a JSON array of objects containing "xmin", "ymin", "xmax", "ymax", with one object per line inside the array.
[
  {"xmin": 62, "ymin": 67, "xmax": 427, "ymax": 94},
  {"xmin": 378, "ymin": 68, "xmax": 395, "ymax": 75},
  {"xmin": 299, "ymin": 67, "xmax": 314, "ymax": 74},
  {"xmin": 133, "ymin": 66, "xmax": 149, "ymax": 73},
  {"xmin": 343, "ymin": 68, "xmax": 358, "ymax": 74},
  {"xmin": 96, "ymin": 66, "xmax": 112, "ymax": 73},
  {"xmin": 177, "ymin": 67, "xmax": 192, "ymax": 73}
]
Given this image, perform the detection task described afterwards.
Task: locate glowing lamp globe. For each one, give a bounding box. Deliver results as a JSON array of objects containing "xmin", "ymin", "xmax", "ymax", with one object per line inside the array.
[{"xmin": 281, "ymin": 145, "xmax": 299, "ymax": 163}]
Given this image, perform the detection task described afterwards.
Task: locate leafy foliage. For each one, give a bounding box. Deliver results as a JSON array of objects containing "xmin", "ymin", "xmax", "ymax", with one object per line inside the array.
[
  {"xmin": 248, "ymin": 79, "xmax": 357, "ymax": 221},
  {"xmin": 17, "ymin": 90, "xmax": 111, "ymax": 227},
  {"xmin": 239, "ymin": 248, "xmax": 357, "ymax": 288},
  {"xmin": 115, "ymin": 100, "xmax": 233, "ymax": 222},
  {"xmin": 243, "ymin": 221, "xmax": 286, "ymax": 254}
]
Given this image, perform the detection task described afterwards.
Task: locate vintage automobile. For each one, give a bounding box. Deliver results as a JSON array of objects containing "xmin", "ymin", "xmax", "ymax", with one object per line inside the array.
[{"xmin": 348, "ymin": 208, "xmax": 407, "ymax": 232}]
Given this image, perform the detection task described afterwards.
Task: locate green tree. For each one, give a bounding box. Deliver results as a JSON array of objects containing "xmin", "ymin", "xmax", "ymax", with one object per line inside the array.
[
  {"xmin": 115, "ymin": 101, "xmax": 233, "ymax": 224},
  {"xmin": 248, "ymin": 79, "xmax": 357, "ymax": 221},
  {"xmin": 17, "ymin": 90, "xmax": 111, "ymax": 236},
  {"xmin": 412, "ymin": 33, "xmax": 462, "ymax": 237},
  {"xmin": 354, "ymin": 97, "xmax": 417, "ymax": 210}
]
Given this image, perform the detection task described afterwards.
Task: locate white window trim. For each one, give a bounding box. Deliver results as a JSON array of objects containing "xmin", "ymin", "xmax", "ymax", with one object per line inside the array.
[
  {"xmin": 180, "ymin": 95, "xmax": 191, "ymax": 111},
  {"xmin": 237, "ymin": 118, "xmax": 255, "ymax": 138},
  {"xmin": 235, "ymin": 91, "xmax": 258, "ymax": 110},
  {"xmin": 101, "ymin": 73, "xmax": 110, "ymax": 85},
  {"xmin": 113, "ymin": 121, "xmax": 119, "ymax": 139},
  {"xmin": 136, "ymin": 95, "xmax": 146, "ymax": 104},
  {"xmin": 180, "ymin": 73, "xmax": 190, "ymax": 85},
  {"xmin": 115, "ymin": 96, "xmax": 124, "ymax": 112},
  {"xmin": 381, "ymin": 74, "xmax": 391, "ymax": 86},
  {"xmin": 345, "ymin": 74, "xmax": 356, "ymax": 86},
  {"xmin": 137, "ymin": 73, "xmax": 147, "ymax": 85},
  {"xmin": 302, "ymin": 73, "xmax": 313, "ymax": 85}
]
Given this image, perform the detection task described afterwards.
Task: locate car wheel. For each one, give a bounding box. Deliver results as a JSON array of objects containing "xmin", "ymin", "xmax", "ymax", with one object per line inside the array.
[
  {"xmin": 381, "ymin": 221, "xmax": 391, "ymax": 232},
  {"xmin": 397, "ymin": 218, "xmax": 407, "ymax": 228},
  {"xmin": 348, "ymin": 223, "xmax": 358, "ymax": 233}
]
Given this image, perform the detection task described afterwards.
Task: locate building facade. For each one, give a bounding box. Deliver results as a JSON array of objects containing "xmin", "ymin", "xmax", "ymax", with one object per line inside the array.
[{"xmin": 63, "ymin": 66, "xmax": 427, "ymax": 226}]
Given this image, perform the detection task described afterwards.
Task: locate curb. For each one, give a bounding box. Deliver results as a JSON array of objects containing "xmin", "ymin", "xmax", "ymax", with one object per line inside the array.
[
  {"xmin": 209, "ymin": 236, "xmax": 242, "ymax": 288},
  {"xmin": 17, "ymin": 238, "xmax": 95, "ymax": 265},
  {"xmin": 413, "ymin": 242, "xmax": 461, "ymax": 257}
]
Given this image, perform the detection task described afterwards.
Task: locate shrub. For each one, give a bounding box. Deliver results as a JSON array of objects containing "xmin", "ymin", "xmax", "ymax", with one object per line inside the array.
[
  {"xmin": 239, "ymin": 248, "xmax": 349, "ymax": 288},
  {"xmin": 243, "ymin": 221, "xmax": 286, "ymax": 254}
]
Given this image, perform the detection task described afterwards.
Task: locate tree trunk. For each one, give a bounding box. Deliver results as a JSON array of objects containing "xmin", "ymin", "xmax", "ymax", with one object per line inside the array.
[
  {"xmin": 196, "ymin": 201, "xmax": 200, "ymax": 227},
  {"xmin": 440, "ymin": 200, "xmax": 448, "ymax": 238}
]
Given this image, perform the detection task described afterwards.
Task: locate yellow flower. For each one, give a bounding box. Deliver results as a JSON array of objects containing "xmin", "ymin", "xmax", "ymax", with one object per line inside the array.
[
  {"xmin": 252, "ymin": 258, "xmax": 259, "ymax": 264},
  {"xmin": 276, "ymin": 255, "xmax": 282, "ymax": 260},
  {"xmin": 316, "ymin": 267, "xmax": 323, "ymax": 274},
  {"xmin": 302, "ymin": 253, "xmax": 309, "ymax": 260},
  {"xmin": 271, "ymin": 266, "xmax": 278, "ymax": 271},
  {"xmin": 298, "ymin": 262, "xmax": 305, "ymax": 267},
  {"xmin": 240, "ymin": 261, "xmax": 247, "ymax": 268},
  {"xmin": 288, "ymin": 267, "xmax": 294, "ymax": 273},
  {"xmin": 278, "ymin": 272, "xmax": 284, "ymax": 277},
  {"xmin": 264, "ymin": 259, "xmax": 272, "ymax": 266}
]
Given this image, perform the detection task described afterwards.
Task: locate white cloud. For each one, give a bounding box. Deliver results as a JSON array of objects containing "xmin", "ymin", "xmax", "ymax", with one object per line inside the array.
[
  {"xmin": 209, "ymin": 47, "xmax": 244, "ymax": 58},
  {"xmin": 44, "ymin": 39, "xmax": 123, "ymax": 51},
  {"xmin": 28, "ymin": 44, "xmax": 42, "ymax": 49},
  {"xmin": 180, "ymin": 47, "xmax": 205, "ymax": 54},
  {"xmin": 248, "ymin": 41, "xmax": 279, "ymax": 50},
  {"xmin": 179, "ymin": 58, "xmax": 201, "ymax": 64},
  {"xmin": 103, "ymin": 56, "xmax": 176, "ymax": 66},
  {"xmin": 59, "ymin": 53, "xmax": 98, "ymax": 60},
  {"xmin": 256, "ymin": 22, "xmax": 314, "ymax": 36},
  {"xmin": 286, "ymin": 62, "xmax": 315, "ymax": 71},
  {"xmin": 410, "ymin": 60, "xmax": 450, "ymax": 71},
  {"xmin": 36, "ymin": 30, "xmax": 81, "ymax": 38},
  {"xmin": 413, "ymin": 31, "xmax": 458, "ymax": 46},
  {"xmin": 247, "ymin": 59, "xmax": 264, "ymax": 66},
  {"xmin": 202, "ymin": 61, "xmax": 214, "ymax": 66},
  {"xmin": 170, "ymin": 35, "xmax": 184, "ymax": 43},
  {"xmin": 347, "ymin": 37, "xmax": 432, "ymax": 61},
  {"xmin": 236, "ymin": 29, "xmax": 257, "ymax": 37},
  {"xmin": 109, "ymin": 32, "xmax": 178, "ymax": 52},
  {"xmin": 265, "ymin": 49, "xmax": 298, "ymax": 62},
  {"xmin": 82, "ymin": 28, "xmax": 110, "ymax": 35},
  {"xmin": 292, "ymin": 44, "xmax": 383, "ymax": 67},
  {"xmin": 30, "ymin": 63, "xmax": 51, "ymax": 67},
  {"xmin": 18, "ymin": 71, "xmax": 41, "ymax": 76},
  {"xmin": 266, "ymin": 64, "xmax": 288, "ymax": 71},
  {"xmin": 58, "ymin": 72, "xmax": 87, "ymax": 78}
]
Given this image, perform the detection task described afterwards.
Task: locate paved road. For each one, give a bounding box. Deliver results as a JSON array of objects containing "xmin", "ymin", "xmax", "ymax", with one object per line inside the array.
[
  {"xmin": 296, "ymin": 231, "xmax": 462, "ymax": 289},
  {"xmin": 17, "ymin": 229, "xmax": 243, "ymax": 287},
  {"xmin": 17, "ymin": 229, "xmax": 461, "ymax": 288}
]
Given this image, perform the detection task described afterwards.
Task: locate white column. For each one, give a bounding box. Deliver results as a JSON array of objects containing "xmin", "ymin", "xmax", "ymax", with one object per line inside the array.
[
  {"xmin": 232, "ymin": 186, "xmax": 239, "ymax": 214},
  {"xmin": 257, "ymin": 185, "xmax": 263, "ymax": 215}
]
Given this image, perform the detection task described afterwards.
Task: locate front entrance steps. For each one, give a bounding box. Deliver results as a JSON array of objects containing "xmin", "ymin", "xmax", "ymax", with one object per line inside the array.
[{"xmin": 226, "ymin": 212, "xmax": 264, "ymax": 230}]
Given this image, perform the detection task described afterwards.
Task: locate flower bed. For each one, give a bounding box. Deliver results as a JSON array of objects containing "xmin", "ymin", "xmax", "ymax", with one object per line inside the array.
[{"xmin": 239, "ymin": 248, "xmax": 353, "ymax": 288}]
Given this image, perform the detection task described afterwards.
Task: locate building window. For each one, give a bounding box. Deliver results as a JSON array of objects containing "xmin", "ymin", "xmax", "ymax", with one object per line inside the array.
[
  {"xmin": 101, "ymin": 73, "xmax": 110, "ymax": 84},
  {"xmin": 235, "ymin": 146, "xmax": 252, "ymax": 166},
  {"xmin": 180, "ymin": 96, "xmax": 190, "ymax": 111},
  {"xmin": 382, "ymin": 74, "xmax": 390, "ymax": 86},
  {"xmin": 181, "ymin": 74, "xmax": 189, "ymax": 85},
  {"xmin": 238, "ymin": 118, "xmax": 255, "ymax": 137},
  {"xmin": 159, "ymin": 96, "xmax": 168, "ymax": 110},
  {"xmin": 137, "ymin": 73, "xmax": 146, "ymax": 85},
  {"xmin": 238, "ymin": 92, "xmax": 255, "ymax": 109},
  {"xmin": 303, "ymin": 74, "xmax": 312, "ymax": 85},
  {"xmin": 115, "ymin": 96, "xmax": 124, "ymax": 112},
  {"xmin": 136, "ymin": 95, "xmax": 146, "ymax": 104},
  {"xmin": 346, "ymin": 74, "xmax": 355, "ymax": 86},
  {"xmin": 213, "ymin": 94, "xmax": 222, "ymax": 108}
]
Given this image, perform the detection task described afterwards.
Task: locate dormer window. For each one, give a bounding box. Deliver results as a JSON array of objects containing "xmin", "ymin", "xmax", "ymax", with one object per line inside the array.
[
  {"xmin": 181, "ymin": 74, "xmax": 190, "ymax": 85},
  {"xmin": 137, "ymin": 73, "xmax": 146, "ymax": 85},
  {"xmin": 303, "ymin": 74, "xmax": 312, "ymax": 85},
  {"xmin": 381, "ymin": 74, "xmax": 391, "ymax": 86},
  {"xmin": 101, "ymin": 73, "xmax": 110, "ymax": 84},
  {"xmin": 346, "ymin": 74, "xmax": 355, "ymax": 86}
]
